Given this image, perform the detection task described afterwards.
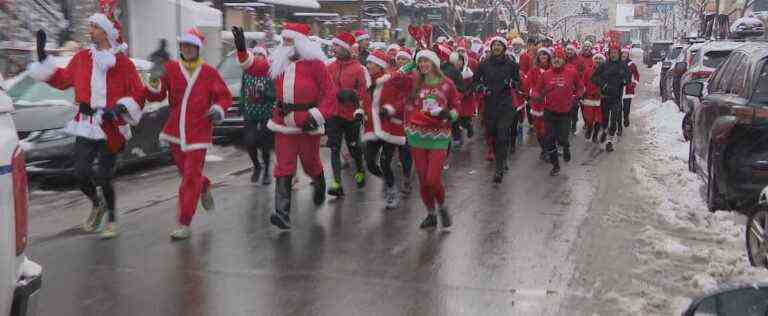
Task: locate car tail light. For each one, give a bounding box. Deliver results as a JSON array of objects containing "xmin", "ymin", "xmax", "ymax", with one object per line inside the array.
[
  {"xmin": 11, "ymin": 146, "xmax": 28, "ymax": 256},
  {"xmin": 690, "ymin": 71, "xmax": 712, "ymax": 80}
]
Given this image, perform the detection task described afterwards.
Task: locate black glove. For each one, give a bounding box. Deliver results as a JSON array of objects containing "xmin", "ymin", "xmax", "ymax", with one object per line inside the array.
[
  {"xmin": 354, "ymin": 111, "xmax": 364, "ymax": 122},
  {"xmin": 207, "ymin": 107, "xmax": 223, "ymax": 123},
  {"xmin": 232, "ymin": 26, "xmax": 246, "ymax": 52},
  {"xmin": 474, "ymin": 84, "xmax": 487, "ymax": 94},
  {"xmin": 36, "ymin": 30, "xmax": 47, "ymax": 62},
  {"xmin": 302, "ymin": 116, "xmax": 319, "ymax": 132},
  {"xmin": 78, "ymin": 103, "xmax": 94, "ymax": 116},
  {"xmin": 438, "ymin": 108, "xmax": 451, "ymax": 120},
  {"xmin": 336, "ymin": 89, "xmax": 358, "ymax": 105},
  {"xmin": 379, "ymin": 108, "xmax": 390, "ymax": 119}
]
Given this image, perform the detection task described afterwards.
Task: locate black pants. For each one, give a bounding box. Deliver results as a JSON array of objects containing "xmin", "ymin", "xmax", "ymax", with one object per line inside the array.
[
  {"xmin": 73, "ymin": 137, "xmax": 117, "ymax": 222},
  {"xmin": 243, "ymin": 120, "xmax": 274, "ymax": 172},
  {"xmin": 326, "ymin": 117, "xmax": 364, "ymax": 182},
  {"xmin": 570, "ymin": 99, "xmax": 581, "ymax": 129},
  {"xmin": 601, "ymin": 96, "xmax": 622, "ymax": 136},
  {"xmin": 484, "ymin": 108, "xmax": 516, "ymax": 173},
  {"xmin": 543, "ymin": 111, "xmax": 571, "ymax": 161},
  {"xmin": 365, "ymin": 140, "xmax": 397, "ymax": 187},
  {"xmin": 451, "ymin": 117, "xmax": 473, "ymax": 141},
  {"xmin": 398, "ymin": 143, "xmax": 412, "ymax": 178},
  {"xmin": 619, "ymin": 98, "xmax": 632, "ymax": 127}
]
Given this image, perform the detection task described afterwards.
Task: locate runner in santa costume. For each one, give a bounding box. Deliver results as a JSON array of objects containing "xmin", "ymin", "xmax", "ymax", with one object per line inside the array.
[
  {"xmin": 145, "ymin": 28, "xmax": 232, "ymax": 240},
  {"xmin": 620, "ymin": 46, "xmax": 640, "ymax": 135},
  {"xmin": 262, "ymin": 23, "xmax": 336, "ymax": 230},
  {"xmin": 524, "ymin": 47, "xmax": 553, "ymax": 162},
  {"xmin": 407, "ymin": 50, "xmax": 460, "ymax": 229},
  {"xmin": 394, "ymin": 48, "xmax": 415, "ymax": 195},
  {"xmin": 355, "ymin": 29, "xmax": 371, "ymax": 65},
  {"xmin": 362, "ymin": 50, "xmax": 413, "ymax": 209},
  {"xmin": 27, "ymin": 10, "xmax": 145, "ymax": 239},
  {"xmin": 582, "ymin": 53, "xmax": 606, "ymax": 143},
  {"xmin": 325, "ymin": 31, "xmax": 368, "ymax": 197}
]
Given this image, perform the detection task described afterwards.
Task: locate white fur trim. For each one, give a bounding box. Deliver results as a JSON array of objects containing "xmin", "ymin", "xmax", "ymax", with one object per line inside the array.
[
  {"xmin": 282, "ymin": 29, "xmax": 307, "ymax": 42},
  {"xmin": 356, "ymin": 33, "xmax": 370, "ymax": 42},
  {"xmin": 632, "ymin": 80, "xmax": 639, "ymax": 86},
  {"xmin": 353, "ymin": 108, "xmax": 364, "ymax": 117},
  {"xmin": 582, "ymin": 99, "xmax": 600, "ymax": 107},
  {"xmin": 367, "ymin": 55, "xmax": 388, "ymax": 69},
  {"xmin": 429, "ymin": 106, "xmax": 444, "ymax": 117},
  {"xmin": 89, "ymin": 53, "xmax": 109, "ymax": 108},
  {"xmin": 416, "ymin": 50, "xmax": 440, "ymax": 68},
  {"xmin": 88, "ymin": 14, "xmax": 120, "ymax": 48},
  {"xmin": 383, "ymin": 104, "xmax": 395, "ymax": 115},
  {"xmin": 461, "ymin": 66, "xmax": 473, "ymax": 79},
  {"xmin": 623, "ymin": 94, "xmax": 635, "ymax": 99},
  {"xmin": 178, "ymin": 63, "xmax": 202, "ymax": 151},
  {"xmin": 396, "ymin": 51, "xmax": 412, "ymax": 60},
  {"xmin": 308, "ymin": 107, "xmax": 325, "ymax": 126},
  {"xmin": 118, "ymin": 124, "xmax": 133, "ymax": 141},
  {"xmin": 179, "ymin": 33, "xmax": 203, "ymax": 48},
  {"xmin": 284, "ymin": 112, "xmax": 297, "ymax": 127},
  {"xmin": 62, "ymin": 114, "xmax": 106, "ymax": 140},
  {"xmin": 159, "ymin": 132, "xmax": 181, "ymax": 144},
  {"xmin": 391, "ymin": 118, "xmax": 403, "ymax": 125},
  {"xmin": 387, "ymin": 44, "xmax": 400, "ymax": 52},
  {"xmin": 449, "ymin": 52, "xmax": 461, "ymax": 65},
  {"xmin": 331, "ymin": 37, "xmax": 351, "ymax": 50},
  {"xmin": 283, "ymin": 63, "xmax": 296, "ymax": 104},
  {"xmin": 267, "ymin": 119, "xmax": 324, "ymax": 135},
  {"xmin": 147, "ymin": 81, "xmax": 162, "ymax": 94},
  {"xmin": 530, "ymin": 110, "xmax": 543, "ymax": 117},
  {"xmin": 239, "ymin": 51, "xmax": 255, "ymax": 69},
  {"xmin": 27, "ymin": 57, "xmax": 57, "ymax": 82},
  {"xmin": 210, "ymin": 104, "xmax": 225, "ymax": 124},
  {"xmin": 117, "ymin": 97, "xmax": 143, "ymax": 126},
  {"xmin": 489, "ymin": 36, "xmax": 507, "ymax": 48},
  {"xmin": 375, "ymin": 74, "xmax": 391, "ymax": 86}
]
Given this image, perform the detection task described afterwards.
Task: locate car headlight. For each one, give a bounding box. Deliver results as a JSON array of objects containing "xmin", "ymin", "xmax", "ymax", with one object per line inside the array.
[{"xmin": 23, "ymin": 128, "xmax": 71, "ymax": 143}]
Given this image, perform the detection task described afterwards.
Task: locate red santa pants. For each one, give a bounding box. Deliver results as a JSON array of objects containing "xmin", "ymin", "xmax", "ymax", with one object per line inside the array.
[
  {"xmin": 582, "ymin": 105, "xmax": 603, "ymax": 128},
  {"xmin": 170, "ymin": 145, "xmax": 210, "ymax": 226},
  {"xmin": 274, "ymin": 133, "xmax": 324, "ymax": 178},
  {"xmin": 411, "ymin": 148, "xmax": 447, "ymax": 211}
]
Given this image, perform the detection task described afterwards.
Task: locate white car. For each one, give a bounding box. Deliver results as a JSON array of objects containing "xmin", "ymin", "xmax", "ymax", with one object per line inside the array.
[{"xmin": 0, "ymin": 73, "xmax": 42, "ymax": 316}]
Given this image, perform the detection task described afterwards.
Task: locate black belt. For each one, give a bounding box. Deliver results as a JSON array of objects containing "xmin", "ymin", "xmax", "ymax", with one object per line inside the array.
[{"xmin": 277, "ymin": 102, "xmax": 317, "ymax": 112}]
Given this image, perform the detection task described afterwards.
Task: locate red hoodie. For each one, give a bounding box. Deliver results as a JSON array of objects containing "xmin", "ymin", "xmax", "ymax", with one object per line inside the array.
[
  {"xmin": 327, "ymin": 58, "xmax": 368, "ymax": 120},
  {"xmin": 534, "ymin": 65, "xmax": 584, "ymax": 113}
]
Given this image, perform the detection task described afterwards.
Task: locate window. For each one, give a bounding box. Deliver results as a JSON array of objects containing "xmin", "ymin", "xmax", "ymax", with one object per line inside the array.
[
  {"xmin": 702, "ymin": 50, "xmax": 733, "ymax": 69},
  {"xmin": 729, "ymin": 55, "xmax": 749, "ymax": 97},
  {"xmin": 709, "ymin": 54, "xmax": 738, "ymax": 93},
  {"xmin": 753, "ymin": 61, "xmax": 768, "ymax": 105}
]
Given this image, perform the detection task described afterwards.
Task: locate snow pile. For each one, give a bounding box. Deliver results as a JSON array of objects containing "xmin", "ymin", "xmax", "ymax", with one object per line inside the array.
[{"xmin": 619, "ymin": 97, "xmax": 768, "ymax": 314}]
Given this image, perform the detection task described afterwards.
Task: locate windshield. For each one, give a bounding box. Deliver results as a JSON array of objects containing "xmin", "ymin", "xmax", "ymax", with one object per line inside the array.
[
  {"xmin": 754, "ymin": 62, "xmax": 768, "ymax": 104},
  {"xmin": 703, "ymin": 50, "xmax": 732, "ymax": 68},
  {"xmin": 218, "ymin": 55, "xmax": 243, "ymax": 87},
  {"xmin": 7, "ymin": 75, "xmax": 74, "ymax": 107}
]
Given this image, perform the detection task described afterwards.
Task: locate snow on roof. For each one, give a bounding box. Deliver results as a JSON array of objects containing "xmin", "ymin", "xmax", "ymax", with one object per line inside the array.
[
  {"xmin": 224, "ymin": 2, "xmax": 273, "ymax": 7},
  {"xmin": 294, "ymin": 12, "xmax": 340, "ymax": 17},
  {"xmin": 221, "ymin": 31, "xmax": 267, "ymax": 41},
  {"xmin": 699, "ymin": 40, "xmax": 743, "ymax": 52},
  {"xmin": 163, "ymin": 0, "xmax": 223, "ymax": 27},
  {"xmin": 259, "ymin": 0, "xmax": 320, "ymax": 9}
]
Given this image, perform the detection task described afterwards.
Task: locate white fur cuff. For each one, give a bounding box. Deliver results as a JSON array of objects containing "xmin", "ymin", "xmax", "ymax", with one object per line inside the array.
[
  {"xmin": 461, "ymin": 67, "xmax": 474, "ymax": 79},
  {"xmin": 239, "ymin": 51, "xmax": 254, "ymax": 69},
  {"xmin": 211, "ymin": 104, "xmax": 225, "ymax": 124},
  {"xmin": 28, "ymin": 57, "xmax": 57, "ymax": 82},
  {"xmin": 383, "ymin": 104, "xmax": 396, "ymax": 116},
  {"xmin": 117, "ymin": 97, "xmax": 143, "ymax": 126},
  {"xmin": 147, "ymin": 81, "xmax": 162, "ymax": 94},
  {"xmin": 353, "ymin": 108, "xmax": 365, "ymax": 117},
  {"xmin": 308, "ymin": 108, "xmax": 325, "ymax": 126}
]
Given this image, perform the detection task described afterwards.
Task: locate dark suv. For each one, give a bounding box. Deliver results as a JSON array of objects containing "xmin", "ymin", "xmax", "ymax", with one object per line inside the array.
[
  {"xmin": 643, "ymin": 40, "xmax": 674, "ymax": 67},
  {"xmin": 684, "ymin": 42, "xmax": 768, "ymax": 212}
]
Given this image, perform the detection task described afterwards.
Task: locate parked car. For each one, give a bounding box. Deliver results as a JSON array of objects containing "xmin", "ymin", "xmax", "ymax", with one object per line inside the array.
[
  {"xmin": 659, "ymin": 44, "xmax": 684, "ymax": 98},
  {"xmin": 214, "ymin": 51, "xmax": 246, "ymax": 142},
  {"xmin": 663, "ymin": 42, "xmax": 700, "ymax": 106},
  {"xmin": 679, "ymin": 41, "xmax": 740, "ymax": 141},
  {"xmin": 643, "ymin": 40, "xmax": 674, "ymax": 67},
  {"xmin": 0, "ymin": 73, "xmax": 43, "ymax": 316},
  {"xmin": 682, "ymin": 282, "xmax": 768, "ymax": 315},
  {"xmin": 7, "ymin": 57, "xmax": 172, "ymax": 177},
  {"xmin": 684, "ymin": 42, "xmax": 768, "ymax": 212}
]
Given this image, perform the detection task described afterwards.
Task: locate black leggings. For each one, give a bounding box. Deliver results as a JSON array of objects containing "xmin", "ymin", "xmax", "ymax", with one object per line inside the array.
[
  {"xmin": 243, "ymin": 120, "xmax": 274, "ymax": 171},
  {"xmin": 399, "ymin": 143, "xmax": 412, "ymax": 178},
  {"xmin": 365, "ymin": 140, "xmax": 397, "ymax": 187},
  {"xmin": 451, "ymin": 117, "xmax": 473, "ymax": 141},
  {"xmin": 326, "ymin": 117, "xmax": 364, "ymax": 182},
  {"xmin": 73, "ymin": 137, "xmax": 117, "ymax": 222},
  {"xmin": 601, "ymin": 96, "xmax": 622, "ymax": 136}
]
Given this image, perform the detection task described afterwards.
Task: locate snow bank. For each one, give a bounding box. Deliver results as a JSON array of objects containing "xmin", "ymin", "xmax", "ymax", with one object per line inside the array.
[{"xmin": 617, "ymin": 96, "xmax": 768, "ymax": 314}]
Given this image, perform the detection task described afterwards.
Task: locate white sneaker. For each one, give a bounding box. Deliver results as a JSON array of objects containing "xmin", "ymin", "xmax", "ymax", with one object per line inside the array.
[
  {"xmin": 200, "ymin": 187, "xmax": 215, "ymax": 212},
  {"xmin": 385, "ymin": 186, "xmax": 400, "ymax": 210},
  {"xmin": 170, "ymin": 226, "xmax": 191, "ymax": 240},
  {"xmin": 99, "ymin": 223, "xmax": 119, "ymax": 239}
]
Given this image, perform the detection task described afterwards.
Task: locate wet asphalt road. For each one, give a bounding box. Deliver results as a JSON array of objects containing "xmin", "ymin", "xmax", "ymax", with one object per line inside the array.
[{"xmin": 25, "ymin": 58, "xmax": 656, "ymax": 316}]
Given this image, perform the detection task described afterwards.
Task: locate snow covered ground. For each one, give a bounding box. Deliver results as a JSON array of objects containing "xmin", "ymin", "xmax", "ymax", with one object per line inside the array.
[{"xmin": 616, "ymin": 97, "xmax": 768, "ymax": 314}]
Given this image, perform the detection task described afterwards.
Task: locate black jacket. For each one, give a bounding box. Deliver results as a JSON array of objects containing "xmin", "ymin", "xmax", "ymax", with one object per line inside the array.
[
  {"xmin": 441, "ymin": 63, "xmax": 468, "ymax": 94},
  {"xmin": 591, "ymin": 59, "xmax": 630, "ymax": 99},
  {"xmin": 472, "ymin": 54, "xmax": 520, "ymax": 98}
]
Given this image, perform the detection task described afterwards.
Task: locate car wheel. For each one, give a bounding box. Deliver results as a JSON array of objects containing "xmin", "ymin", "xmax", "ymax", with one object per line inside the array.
[
  {"xmin": 707, "ymin": 146, "xmax": 723, "ymax": 212},
  {"xmin": 687, "ymin": 138, "xmax": 696, "ymax": 173},
  {"xmin": 746, "ymin": 210, "xmax": 768, "ymax": 268}
]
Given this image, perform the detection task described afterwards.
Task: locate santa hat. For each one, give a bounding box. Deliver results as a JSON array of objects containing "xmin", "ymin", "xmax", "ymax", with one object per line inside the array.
[
  {"xmin": 396, "ymin": 47, "xmax": 413, "ymax": 60},
  {"xmin": 331, "ymin": 31, "xmax": 356, "ymax": 51},
  {"xmin": 179, "ymin": 28, "xmax": 206, "ymax": 48},
  {"xmin": 449, "ymin": 51, "xmax": 465, "ymax": 65},
  {"xmin": 416, "ymin": 50, "xmax": 441, "ymax": 68},
  {"xmin": 583, "ymin": 40, "xmax": 593, "ymax": 47},
  {"xmin": 282, "ymin": 22, "xmax": 311, "ymax": 42},
  {"xmin": 593, "ymin": 53, "xmax": 606, "ymax": 61},
  {"xmin": 554, "ymin": 47, "xmax": 566, "ymax": 59},
  {"xmin": 354, "ymin": 30, "xmax": 370, "ymax": 42},
  {"xmin": 367, "ymin": 50, "xmax": 389, "ymax": 69},
  {"xmin": 489, "ymin": 36, "xmax": 507, "ymax": 48},
  {"xmin": 88, "ymin": 13, "xmax": 126, "ymax": 52},
  {"xmin": 621, "ymin": 45, "xmax": 631, "ymax": 53},
  {"xmin": 436, "ymin": 36, "xmax": 448, "ymax": 44},
  {"xmin": 511, "ymin": 37, "xmax": 525, "ymax": 45},
  {"xmin": 434, "ymin": 44, "xmax": 452, "ymax": 63},
  {"xmin": 387, "ymin": 44, "xmax": 400, "ymax": 53},
  {"xmin": 537, "ymin": 47, "xmax": 553, "ymax": 57},
  {"xmin": 252, "ymin": 46, "xmax": 268, "ymax": 57}
]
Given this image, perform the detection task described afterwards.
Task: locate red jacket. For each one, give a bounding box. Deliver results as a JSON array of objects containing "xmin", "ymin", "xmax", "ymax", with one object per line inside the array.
[
  {"xmin": 518, "ymin": 51, "xmax": 534, "ymax": 75},
  {"xmin": 525, "ymin": 64, "xmax": 550, "ymax": 115},
  {"xmin": 27, "ymin": 49, "xmax": 145, "ymax": 150},
  {"xmin": 534, "ymin": 66, "xmax": 584, "ymax": 113},
  {"xmin": 582, "ymin": 63, "xmax": 601, "ymax": 107},
  {"xmin": 624, "ymin": 60, "xmax": 640, "ymax": 98},
  {"xmin": 327, "ymin": 58, "xmax": 368, "ymax": 120},
  {"xmin": 567, "ymin": 55, "xmax": 584, "ymax": 72},
  {"xmin": 147, "ymin": 61, "xmax": 232, "ymax": 151},
  {"xmin": 362, "ymin": 71, "xmax": 413, "ymax": 145}
]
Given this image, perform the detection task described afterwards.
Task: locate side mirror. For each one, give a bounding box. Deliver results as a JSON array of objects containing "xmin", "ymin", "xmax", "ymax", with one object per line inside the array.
[
  {"xmin": 683, "ymin": 81, "xmax": 704, "ymax": 97},
  {"xmin": 682, "ymin": 284, "xmax": 768, "ymax": 316}
]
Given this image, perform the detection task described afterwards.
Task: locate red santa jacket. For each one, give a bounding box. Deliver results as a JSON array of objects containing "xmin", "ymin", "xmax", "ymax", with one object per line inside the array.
[
  {"xmin": 518, "ymin": 51, "xmax": 534, "ymax": 75},
  {"xmin": 327, "ymin": 58, "xmax": 367, "ymax": 121},
  {"xmin": 27, "ymin": 49, "xmax": 145, "ymax": 147},
  {"xmin": 534, "ymin": 65, "xmax": 584, "ymax": 114},
  {"xmin": 362, "ymin": 71, "xmax": 413, "ymax": 145},
  {"xmin": 582, "ymin": 63, "xmax": 601, "ymax": 107},
  {"xmin": 525, "ymin": 64, "xmax": 550, "ymax": 116},
  {"xmin": 624, "ymin": 60, "xmax": 640, "ymax": 98},
  {"xmin": 238, "ymin": 51, "xmax": 269, "ymax": 77},
  {"xmin": 245, "ymin": 59, "xmax": 336, "ymax": 136},
  {"xmin": 146, "ymin": 61, "xmax": 232, "ymax": 151}
]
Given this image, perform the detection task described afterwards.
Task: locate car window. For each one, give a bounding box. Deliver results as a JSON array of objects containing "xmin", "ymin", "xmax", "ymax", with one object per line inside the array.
[
  {"xmin": 710, "ymin": 53, "xmax": 739, "ymax": 93},
  {"xmin": 689, "ymin": 49, "xmax": 700, "ymax": 65},
  {"xmin": 729, "ymin": 54, "xmax": 749, "ymax": 97},
  {"xmin": 753, "ymin": 61, "xmax": 768, "ymax": 105},
  {"xmin": 703, "ymin": 50, "xmax": 733, "ymax": 68},
  {"xmin": 7, "ymin": 76, "xmax": 74, "ymax": 107}
]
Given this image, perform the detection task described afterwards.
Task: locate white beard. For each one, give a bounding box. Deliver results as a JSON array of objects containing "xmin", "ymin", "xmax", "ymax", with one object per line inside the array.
[{"xmin": 269, "ymin": 37, "xmax": 328, "ymax": 79}]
